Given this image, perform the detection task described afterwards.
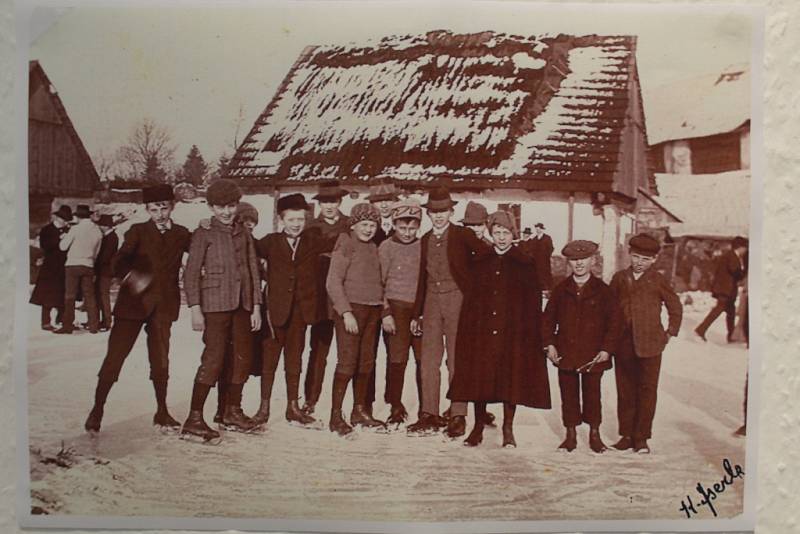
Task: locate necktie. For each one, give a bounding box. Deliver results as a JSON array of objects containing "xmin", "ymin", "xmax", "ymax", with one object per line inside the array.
[{"xmin": 288, "ymin": 237, "xmax": 299, "ymax": 260}]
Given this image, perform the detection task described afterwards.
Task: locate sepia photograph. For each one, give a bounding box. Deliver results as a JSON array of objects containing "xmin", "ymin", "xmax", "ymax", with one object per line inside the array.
[{"xmin": 18, "ymin": 1, "xmax": 761, "ymax": 531}]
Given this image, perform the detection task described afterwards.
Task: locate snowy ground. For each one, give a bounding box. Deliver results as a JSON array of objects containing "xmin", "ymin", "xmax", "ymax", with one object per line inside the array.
[{"xmin": 25, "ymin": 299, "xmax": 748, "ymax": 522}]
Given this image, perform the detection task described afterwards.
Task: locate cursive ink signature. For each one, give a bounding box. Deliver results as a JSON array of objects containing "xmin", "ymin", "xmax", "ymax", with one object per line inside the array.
[{"xmin": 679, "ymin": 458, "xmax": 745, "ymax": 518}]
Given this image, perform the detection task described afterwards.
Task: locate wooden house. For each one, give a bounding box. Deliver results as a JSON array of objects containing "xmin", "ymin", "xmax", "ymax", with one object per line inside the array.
[
  {"xmin": 29, "ymin": 60, "xmax": 100, "ymax": 227},
  {"xmin": 646, "ymin": 65, "xmax": 750, "ymax": 175},
  {"xmin": 227, "ymin": 31, "xmax": 656, "ymax": 280}
]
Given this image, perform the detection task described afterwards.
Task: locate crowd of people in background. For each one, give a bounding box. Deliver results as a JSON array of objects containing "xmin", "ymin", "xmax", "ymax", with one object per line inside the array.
[{"xmin": 29, "ymin": 177, "xmax": 749, "ymax": 451}]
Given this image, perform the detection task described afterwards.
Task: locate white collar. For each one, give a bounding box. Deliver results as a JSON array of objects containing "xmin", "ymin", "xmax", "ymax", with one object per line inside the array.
[
  {"xmin": 572, "ymin": 273, "xmax": 590, "ymax": 285},
  {"xmin": 494, "ymin": 245, "xmax": 512, "ymax": 255},
  {"xmin": 632, "ymin": 271, "xmax": 644, "ymax": 280},
  {"xmin": 432, "ymin": 223, "xmax": 450, "ymax": 237}
]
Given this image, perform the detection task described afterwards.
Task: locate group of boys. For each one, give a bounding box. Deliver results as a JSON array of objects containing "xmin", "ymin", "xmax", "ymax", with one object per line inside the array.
[
  {"xmin": 30, "ymin": 204, "xmax": 119, "ymax": 334},
  {"xmin": 79, "ymin": 178, "xmax": 692, "ymax": 453}
]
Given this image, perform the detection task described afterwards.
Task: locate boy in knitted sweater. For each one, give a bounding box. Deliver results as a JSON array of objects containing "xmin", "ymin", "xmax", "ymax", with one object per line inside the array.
[
  {"xmin": 378, "ymin": 199, "xmax": 423, "ymax": 427},
  {"xmin": 325, "ymin": 202, "xmax": 386, "ymax": 436}
]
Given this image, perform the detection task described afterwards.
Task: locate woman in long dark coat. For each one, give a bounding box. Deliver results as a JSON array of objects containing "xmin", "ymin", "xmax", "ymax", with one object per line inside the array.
[
  {"xmin": 29, "ymin": 206, "xmax": 71, "ymax": 330},
  {"xmin": 448, "ymin": 210, "xmax": 551, "ymax": 448}
]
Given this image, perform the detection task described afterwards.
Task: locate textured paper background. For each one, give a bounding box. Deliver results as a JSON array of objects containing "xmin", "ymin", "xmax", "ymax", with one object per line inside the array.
[{"xmin": 0, "ymin": 0, "xmax": 796, "ymax": 533}]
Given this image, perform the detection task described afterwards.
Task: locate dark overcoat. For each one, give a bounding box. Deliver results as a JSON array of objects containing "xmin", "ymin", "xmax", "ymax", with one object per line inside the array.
[
  {"xmin": 521, "ymin": 234, "xmax": 554, "ymax": 289},
  {"xmin": 256, "ymin": 227, "xmax": 330, "ymax": 329},
  {"xmin": 710, "ymin": 250, "xmax": 745, "ymax": 299},
  {"xmin": 112, "ymin": 220, "xmax": 191, "ymax": 322},
  {"xmin": 447, "ymin": 245, "xmax": 551, "ymax": 409},
  {"xmin": 306, "ymin": 214, "xmax": 351, "ymax": 322},
  {"xmin": 30, "ymin": 223, "xmax": 67, "ymax": 308},
  {"xmin": 609, "ymin": 267, "xmax": 683, "ymax": 358},
  {"xmin": 541, "ymin": 275, "xmax": 620, "ymax": 373},
  {"xmin": 95, "ymin": 231, "xmax": 119, "ymax": 278},
  {"xmin": 411, "ymin": 224, "xmax": 488, "ymax": 319}
]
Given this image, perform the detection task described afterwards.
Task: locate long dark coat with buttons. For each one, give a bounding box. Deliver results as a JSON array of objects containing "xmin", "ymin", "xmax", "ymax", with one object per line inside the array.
[
  {"xmin": 448, "ymin": 245, "xmax": 551, "ymax": 409},
  {"xmin": 30, "ymin": 223, "xmax": 67, "ymax": 308}
]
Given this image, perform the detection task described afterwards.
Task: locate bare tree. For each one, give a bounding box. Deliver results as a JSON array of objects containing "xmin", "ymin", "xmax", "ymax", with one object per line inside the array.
[
  {"xmin": 116, "ymin": 118, "xmax": 177, "ymax": 182},
  {"xmin": 93, "ymin": 149, "xmax": 118, "ymax": 182}
]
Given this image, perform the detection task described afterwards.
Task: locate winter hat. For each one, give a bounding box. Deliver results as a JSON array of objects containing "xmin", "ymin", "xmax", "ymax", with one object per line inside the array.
[
  {"xmin": 460, "ymin": 201, "xmax": 488, "ymax": 225},
  {"xmin": 142, "ymin": 184, "xmax": 175, "ymax": 204},
  {"xmin": 487, "ymin": 210, "xmax": 518, "ymax": 239},
  {"xmin": 206, "ymin": 178, "xmax": 242, "ymax": 207},
  {"xmin": 349, "ymin": 202, "xmax": 380, "ymax": 226},
  {"xmin": 562, "ymin": 240, "xmax": 598, "ymax": 260},
  {"xmin": 276, "ymin": 193, "xmax": 310, "ymax": 214},
  {"xmin": 391, "ymin": 199, "xmax": 422, "ymax": 222},
  {"xmin": 236, "ymin": 202, "xmax": 259, "ymax": 224},
  {"xmin": 628, "ymin": 233, "xmax": 661, "ymax": 257}
]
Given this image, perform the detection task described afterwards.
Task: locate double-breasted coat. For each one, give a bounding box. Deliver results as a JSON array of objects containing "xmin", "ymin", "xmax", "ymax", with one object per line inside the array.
[
  {"xmin": 447, "ymin": 245, "xmax": 551, "ymax": 409},
  {"xmin": 30, "ymin": 223, "xmax": 67, "ymax": 308},
  {"xmin": 609, "ymin": 267, "xmax": 682, "ymax": 358},
  {"xmin": 112, "ymin": 220, "xmax": 191, "ymax": 323},
  {"xmin": 541, "ymin": 275, "xmax": 620, "ymax": 373}
]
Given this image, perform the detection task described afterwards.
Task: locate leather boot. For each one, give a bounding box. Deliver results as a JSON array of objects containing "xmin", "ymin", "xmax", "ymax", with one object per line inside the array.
[
  {"xmin": 612, "ymin": 436, "xmax": 634, "ymax": 451},
  {"xmin": 182, "ymin": 410, "xmax": 220, "ymax": 441},
  {"xmin": 464, "ymin": 423, "xmax": 484, "ymax": 447},
  {"xmin": 251, "ymin": 398, "xmax": 271, "ymax": 426},
  {"xmin": 351, "ymin": 373, "xmax": 386, "ymax": 428},
  {"xmin": 351, "ymin": 404, "xmax": 386, "ymax": 428},
  {"xmin": 85, "ymin": 405, "xmax": 103, "ymax": 433},
  {"xmin": 445, "ymin": 415, "xmax": 466, "ymax": 438},
  {"xmin": 589, "ymin": 426, "xmax": 607, "ymax": 453},
  {"xmin": 558, "ymin": 426, "xmax": 577, "ymax": 451},
  {"xmin": 153, "ymin": 408, "xmax": 180, "ymax": 429},
  {"xmin": 286, "ymin": 399, "xmax": 317, "ymax": 426},
  {"xmin": 222, "ymin": 404, "xmax": 257, "ymax": 433},
  {"xmin": 329, "ymin": 373, "xmax": 353, "ymax": 437},
  {"xmin": 387, "ymin": 403, "xmax": 408, "ymax": 426}
]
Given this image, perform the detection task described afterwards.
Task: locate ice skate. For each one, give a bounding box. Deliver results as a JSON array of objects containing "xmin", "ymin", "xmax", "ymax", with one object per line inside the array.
[
  {"xmin": 502, "ymin": 425, "xmax": 517, "ymax": 449},
  {"xmin": 557, "ymin": 427, "xmax": 577, "ymax": 452},
  {"xmin": 443, "ymin": 415, "xmax": 466, "ymax": 440},
  {"xmin": 153, "ymin": 409, "xmax": 181, "ymax": 434},
  {"xmin": 181, "ymin": 410, "xmax": 222, "ymax": 445},
  {"xmin": 350, "ymin": 404, "xmax": 387, "ymax": 431},
  {"xmin": 589, "ymin": 427, "xmax": 607, "ymax": 453},
  {"xmin": 406, "ymin": 413, "xmax": 441, "ymax": 437},
  {"xmin": 220, "ymin": 406, "xmax": 262, "ymax": 434},
  {"xmin": 463, "ymin": 425, "xmax": 484, "ymax": 447},
  {"xmin": 286, "ymin": 400, "xmax": 325, "ymax": 430}
]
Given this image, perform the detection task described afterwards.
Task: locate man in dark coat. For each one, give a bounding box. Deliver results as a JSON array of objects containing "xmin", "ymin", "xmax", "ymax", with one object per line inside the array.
[
  {"xmin": 406, "ymin": 187, "xmax": 492, "ymax": 438},
  {"xmin": 694, "ymin": 236, "xmax": 748, "ymax": 343},
  {"xmin": 609, "ymin": 233, "xmax": 682, "ymax": 454},
  {"xmin": 84, "ymin": 185, "xmax": 191, "ymax": 433},
  {"xmin": 522, "ymin": 222, "xmax": 554, "ymax": 290},
  {"xmin": 303, "ymin": 180, "xmax": 351, "ymax": 416},
  {"xmin": 542, "ymin": 240, "xmax": 619, "ymax": 453},
  {"xmin": 30, "ymin": 205, "xmax": 71, "ymax": 330},
  {"xmin": 448, "ymin": 210, "xmax": 551, "ymax": 448},
  {"xmin": 94, "ymin": 214, "xmax": 119, "ymax": 331},
  {"xmin": 254, "ymin": 193, "xmax": 331, "ymax": 429}
]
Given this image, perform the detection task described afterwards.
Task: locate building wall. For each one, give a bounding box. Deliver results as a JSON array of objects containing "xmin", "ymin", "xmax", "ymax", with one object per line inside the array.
[
  {"xmin": 29, "ymin": 119, "xmax": 96, "ymax": 197},
  {"xmin": 650, "ymin": 126, "xmax": 749, "ymax": 175}
]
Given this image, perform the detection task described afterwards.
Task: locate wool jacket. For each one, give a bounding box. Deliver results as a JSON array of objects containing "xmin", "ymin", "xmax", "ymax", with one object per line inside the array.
[
  {"xmin": 609, "ymin": 266, "xmax": 682, "ymax": 358},
  {"xmin": 710, "ymin": 249, "xmax": 745, "ymax": 299},
  {"xmin": 60, "ymin": 218, "xmax": 102, "ymax": 267},
  {"xmin": 112, "ymin": 219, "xmax": 191, "ymax": 322},
  {"xmin": 378, "ymin": 236, "xmax": 421, "ymax": 305},
  {"xmin": 184, "ymin": 218, "xmax": 261, "ymax": 313},
  {"xmin": 326, "ymin": 232, "xmax": 384, "ymax": 316}
]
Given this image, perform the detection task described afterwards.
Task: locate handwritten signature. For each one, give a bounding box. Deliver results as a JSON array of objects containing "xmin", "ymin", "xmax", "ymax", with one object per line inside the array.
[{"xmin": 679, "ymin": 458, "xmax": 744, "ymax": 518}]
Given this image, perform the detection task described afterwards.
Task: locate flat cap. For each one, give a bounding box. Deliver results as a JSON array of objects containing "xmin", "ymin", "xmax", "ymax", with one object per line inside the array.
[
  {"xmin": 206, "ymin": 179, "xmax": 242, "ymax": 207},
  {"xmin": 562, "ymin": 240, "xmax": 598, "ymax": 260},
  {"xmin": 629, "ymin": 233, "xmax": 661, "ymax": 257},
  {"xmin": 391, "ymin": 198, "xmax": 422, "ymax": 221}
]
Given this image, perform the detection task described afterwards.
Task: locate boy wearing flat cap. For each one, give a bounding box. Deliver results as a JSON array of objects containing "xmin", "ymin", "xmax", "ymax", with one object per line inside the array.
[
  {"xmin": 303, "ymin": 180, "xmax": 351, "ymax": 416},
  {"xmin": 609, "ymin": 233, "xmax": 682, "ymax": 454},
  {"xmin": 378, "ymin": 199, "xmax": 424, "ymax": 426},
  {"xmin": 542, "ymin": 240, "xmax": 619, "ymax": 453},
  {"xmin": 407, "ymin": 187, "xmax": 491, "ymax": 438},
  {"xmin": 255, "ymin": 193, "xmax": 329, "ymax": 430},
  {"xmin": 85, "ymin": 185, "xmax": 191, "ymax": 434},
  {"xmin": 182, "ymin": 179, "xmax": 263, "ymax": 442}
]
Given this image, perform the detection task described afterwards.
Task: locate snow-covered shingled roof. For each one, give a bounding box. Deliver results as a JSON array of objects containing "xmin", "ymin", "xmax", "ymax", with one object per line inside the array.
[
  {"xmin": 644, "ymin": 64, "xmax": 750, "ymax": 146},
  {"xmin": 655, "ymin": 171, "xmax": 750, "ymax": 238},
  {"xmin": 228, "ymin": 31, "xmax": 643, "ymax": 191}
]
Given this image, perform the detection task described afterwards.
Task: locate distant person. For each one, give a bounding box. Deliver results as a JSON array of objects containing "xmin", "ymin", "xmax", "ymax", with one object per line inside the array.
[
  {"xmin": 55, "ymin": 204, "xmax": 102, "ymax": 334},
  {"xmin": 522, "ymin": 222, "xmax": 554, "ymax": 290},
  {"xmin": 84, "ymin": 185, "xmax": 191, "ymax": 434},
  {"xmin": 694, "ymin": 236, "xmax": 748, "ymax": 343},
  {"xmin": 94, "ymin": 214, "xmax": 119, "ymax": 332},
  {"xmin": 609, "ymin": 234, "xmax": 682, "ymax": 454},
  {"xmin": 304, "ymin": 180, "xmax": 351, "ymax": 416},
  {"xmin": 30, "ymin": 205, "xmax": 71, "ymax": 330}
]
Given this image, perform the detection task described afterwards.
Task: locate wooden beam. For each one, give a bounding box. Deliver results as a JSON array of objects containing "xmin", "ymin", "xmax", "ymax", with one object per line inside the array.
[{"xmin": 567, "ymin": 192, "xmax": 575, "ymax": 242}]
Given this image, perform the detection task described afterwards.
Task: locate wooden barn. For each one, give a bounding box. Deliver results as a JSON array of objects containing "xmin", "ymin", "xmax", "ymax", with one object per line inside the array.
[
  {"xmin": 29, "ymin": 60, "xmax": 100, "ymax": 228},
  {"xmin": 646, "ymin": 64, "xmax": 750, "ymax": 175},
  {"xmin": 227, "ymin": 31, "xmax": 656, "ymax": 280}
]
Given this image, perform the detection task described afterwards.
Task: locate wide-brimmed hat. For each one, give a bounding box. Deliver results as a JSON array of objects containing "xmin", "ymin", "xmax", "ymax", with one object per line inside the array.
[
  {"xmin": 313, "ymin": 180, "xmax": 349, "ymax": 201},
  {"xmin": 96, "ymin": 214, "xmax": 115, "ymax": 227},
  {"xmin": 52, "ymin": 205, "xmax": 73, "ymax": 222},
  {"xmin": 206, "ymin": 178, "xmax": 242, "ymax": 206},
  {"xmin": 562, "ymin": 240, "xmax": 598, "ymax": 260},
  {"xmin": 487, "ymin": 210, "xmax": 518, "ymax": 239},
  {"xmin": 460, "ymin": 201, "xmax": 488, "ymax": 225},
  {"xmin": 277, "ymin": 193, "xmax": 310, "ymax": 213},
  {"xmin": 422, "ymin": 187, "xmax": 456, "ymax": 211},
  {"xmin": 349, "ymin": 202, "xmax": 380, "ymax": 225},
  {"xmin": 367, "ymin": 178, "xmax": 399, "ymax": 203},
  {"xmin": 522, "ymin": 227, "xmax": 532, "ymax": 235},
  {"xmin": 629, "ymin": 233, "xmax": 661, "ymax": 257},
  {"xmin": 534, "ymin": 222, "xmax": 545, "ymax": 230},
  {"xmin": 142, "ymin": 184, "xmax": 175, "ymax": 204},
  {"xmin": 75, "ymin": 204, "xmax": 92, "ymax": 219},
  {"xmin": 391, "ymin": 199, "xmax": 422, "ymax": 222}
]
